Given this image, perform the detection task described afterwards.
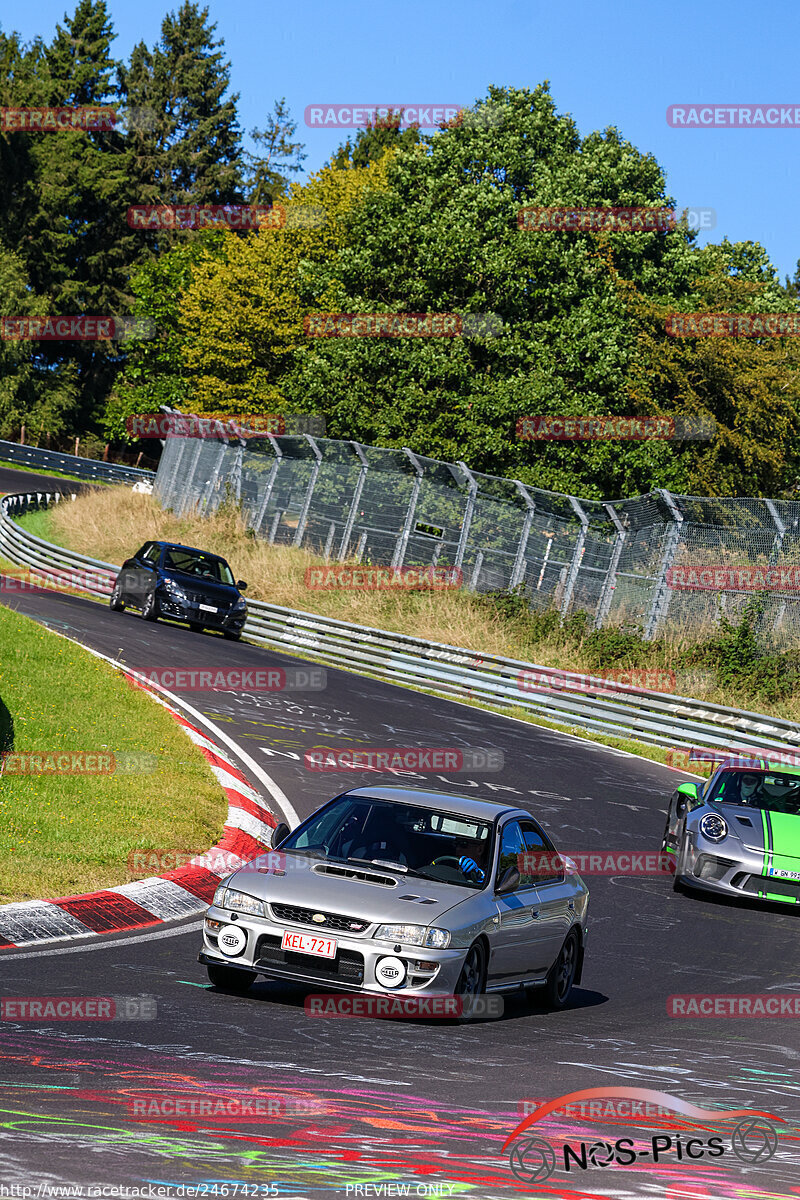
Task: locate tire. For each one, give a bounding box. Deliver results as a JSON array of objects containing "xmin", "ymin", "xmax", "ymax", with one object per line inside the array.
[
  {"xmin": 454, "ymin": 940, "xmax": 487, "ymax": 1021},
  {"xmin": 109, "ymin": 580, "xmax": 125, "ymax": 612},
  {"xmin": 206, "ymin": 962, "xmax": 257, "ymax": 993},
  {"xmin": 541, "ymin": 929, "xmax": 580, "ymax": 1010},
  {"xmin": 673, "ymin": 830, "xmax": 691, "ymax": 892},
  {"xmin": 141, "ymin": 590, "xmax": 158, "ymax": 622}
]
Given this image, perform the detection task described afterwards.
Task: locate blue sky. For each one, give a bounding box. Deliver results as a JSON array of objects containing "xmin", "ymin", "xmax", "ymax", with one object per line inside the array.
[{"xmin": 5, "ymin": 0, "xmax": 799, "ymax": 280}]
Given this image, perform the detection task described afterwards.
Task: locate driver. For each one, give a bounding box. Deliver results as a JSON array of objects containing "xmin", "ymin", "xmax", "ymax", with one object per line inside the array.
[
  {"xmin": 439, "ymin": 835, "xmax": 487, "ymax": 883},
  {"xmin": 738, "ymin": 773, "xmax": 761, "ymax": 805}
]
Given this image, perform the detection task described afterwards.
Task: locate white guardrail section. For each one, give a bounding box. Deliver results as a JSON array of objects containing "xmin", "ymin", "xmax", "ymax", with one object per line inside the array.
[{"xmin": 2, "ymin": 490, "xmax": 800, "ymax": 763}]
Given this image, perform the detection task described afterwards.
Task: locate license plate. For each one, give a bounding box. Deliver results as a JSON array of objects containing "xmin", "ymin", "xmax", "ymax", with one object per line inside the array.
[
  {"xmin": 198, "ymin": 603, "xmax": 217, "ymax": 614},
  {"xmin": 281, "ymin": 930, "xmax": 337, "ymax": 958},
  {"xmin": 769, "ymin": 868, "xmax": 800, "ymax": 879}
]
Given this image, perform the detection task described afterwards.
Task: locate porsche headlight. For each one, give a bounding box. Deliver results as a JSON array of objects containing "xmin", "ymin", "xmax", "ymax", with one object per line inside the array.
[
  {"xmin": 375, "ymin": 924, "xmax": 450, "ymax": 948},
  {"xmin": 699, "ymin": 813, "xmax": 729, "ymax": 843},
  {"xmin": 220, "ymin": 888, "xmax": 265, "ymax": 916}
]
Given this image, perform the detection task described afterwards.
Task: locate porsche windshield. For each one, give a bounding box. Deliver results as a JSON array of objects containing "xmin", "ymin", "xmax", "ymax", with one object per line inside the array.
[
  {"xmin": 708, "ymin": 770, "xmax": 800, "ymax": 814},
  {"xmin": 280, "ymin": 796, "xmax": 493, "ymax": 887}
]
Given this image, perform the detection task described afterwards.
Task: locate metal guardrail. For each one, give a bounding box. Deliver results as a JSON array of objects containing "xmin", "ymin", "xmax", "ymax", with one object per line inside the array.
[
  {"xmin": 0, "ymin": 439, "xmax": 155, "ymax": 484},
  {"xmin": 2, "ymin": 490, "xmax": 800, "ymax": 764}
]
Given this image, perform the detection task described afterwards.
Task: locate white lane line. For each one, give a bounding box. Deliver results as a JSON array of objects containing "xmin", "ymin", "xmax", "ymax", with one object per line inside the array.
[{"xmin": 1, "ymin": 919, "xmax": 205, "ymax": 960}]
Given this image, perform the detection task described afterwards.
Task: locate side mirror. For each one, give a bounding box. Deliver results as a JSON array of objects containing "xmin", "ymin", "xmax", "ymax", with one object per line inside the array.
[
  {"xmin": 495, "ymin": 864, "xmax": 520, "ymax": 895},
  {"xmin": 675, "ymin": 781, "xmax": 701, "ymax": 818},
  {"xmin": 236, "ymin": 580, "xmax": 247, "ymax": 590},
  {"xmin": 272, "ymin": 822, "xmax": 290, "ymax": 848}
]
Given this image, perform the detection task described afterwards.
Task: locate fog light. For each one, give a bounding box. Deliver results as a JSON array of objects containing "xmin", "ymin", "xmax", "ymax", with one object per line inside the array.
[{"xmin": 695, "ymin": 855, "xmax": 735, "ymax": 882}]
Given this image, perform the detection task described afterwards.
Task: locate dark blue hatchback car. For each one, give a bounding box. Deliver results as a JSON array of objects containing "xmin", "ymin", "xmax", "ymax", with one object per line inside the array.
[{"xmin": 110, "ymin": 540, "xmax": 248, "ymax": 640}]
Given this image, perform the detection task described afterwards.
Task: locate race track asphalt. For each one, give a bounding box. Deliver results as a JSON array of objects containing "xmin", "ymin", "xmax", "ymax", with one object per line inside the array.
[{"xmin": 0, "ymin": 469, "xmax": 796, "ymax": 1198}]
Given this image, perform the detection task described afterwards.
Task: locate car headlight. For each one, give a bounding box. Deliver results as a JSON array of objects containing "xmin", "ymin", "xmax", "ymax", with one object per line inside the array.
[
  {"xmin": 212, "ymin": 885, "xmax": 228, "ymax": 908},
  {"xmin": 218, "ymin": 888, "xmax": 265, "ymax": 916},
  {"xmin": 699, "ymin": 813, "xmax": 729, "ymax": 843},
  {"xmin": 374, "ymin": 924, "xmax": 451, "ymax": 949},
  {"xmin": 162, "ymin": 578, "xmax": 187, "ymax": 599},
  {"xmin": 232, "ymin": 597, "xmax": 247, "ymax": 611}
]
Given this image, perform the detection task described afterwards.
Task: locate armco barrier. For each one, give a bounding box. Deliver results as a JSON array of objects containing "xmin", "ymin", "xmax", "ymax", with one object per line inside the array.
[
  {"xmin": 0, "ymin": 438, "xmax": 154, "ymax": 484},
  {"xmin": 2, "ymin": 491, "xmax": 799, "ymax": 764}
]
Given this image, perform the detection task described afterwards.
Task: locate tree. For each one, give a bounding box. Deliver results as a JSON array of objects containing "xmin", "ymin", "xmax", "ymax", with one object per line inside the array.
[
  {"xmin": 245, "ymin": 98, "xmax": 306, "ymax": 203},
  {"xmin": 330, "ymin": 109, "xmax": 421, "ymax": 169}
]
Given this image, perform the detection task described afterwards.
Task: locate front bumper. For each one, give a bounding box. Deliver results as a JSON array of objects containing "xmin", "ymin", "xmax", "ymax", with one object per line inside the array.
[
  {"xmin": 678, "ymin": 836, "xmax": 800, "ymax": 904},
  {"xmin": 200, "ymin": 904, "xmax": 468, "ymax": 995},
  {"xmin": 158, "ymin": 592, "xmax": 246, "ymax": 632}
]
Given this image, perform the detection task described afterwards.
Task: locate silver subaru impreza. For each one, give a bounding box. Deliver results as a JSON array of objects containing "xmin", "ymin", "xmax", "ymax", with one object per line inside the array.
[{"xmin": 198, "ymin": 785, "xmax": 589, "ymax": 1009}]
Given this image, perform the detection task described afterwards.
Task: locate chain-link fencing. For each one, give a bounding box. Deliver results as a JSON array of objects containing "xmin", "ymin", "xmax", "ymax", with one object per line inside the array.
[{"xmin": 153, "ymin": 412, "xmax": 800, "ymax": 644}]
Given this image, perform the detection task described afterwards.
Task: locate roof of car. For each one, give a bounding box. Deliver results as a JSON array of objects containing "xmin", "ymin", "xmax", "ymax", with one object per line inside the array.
[
  {"xmin": 718, "ymin": 758, "xmax": 800, "ymax": 777},
  {"xmin": 342, "ymin": 785, "xmax": 519, "ymax": 820},
  {"xmin": 154, "ymin": 541, "xmax": 225, "ymax": 561}
]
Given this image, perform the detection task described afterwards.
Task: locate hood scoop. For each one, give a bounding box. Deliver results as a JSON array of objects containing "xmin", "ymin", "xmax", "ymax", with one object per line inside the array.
[
  {"xmin": 314, "ymin": 863, "xmax": 397, "ymax": 887},
  {"xmin": 735, "ymin": 816, "xmax": 754, "ymax": 826}
]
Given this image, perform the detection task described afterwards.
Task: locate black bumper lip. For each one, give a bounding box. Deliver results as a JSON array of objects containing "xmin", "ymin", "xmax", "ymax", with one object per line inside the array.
[{"xmin": 198, "ymin": 950, "xmax": 364, "ymax": 991}]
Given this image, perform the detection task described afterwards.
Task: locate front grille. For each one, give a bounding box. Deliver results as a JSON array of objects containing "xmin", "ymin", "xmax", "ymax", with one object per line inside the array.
[
  {"xmin": 255, "ymin": 934, "xmax": 364, "ymax": 984},
  {"xmin": 738, "ymin": 874, "xmax": 800, "ymax": 900},
  {"xmin": 186, "ymin": 590, "xmax": 229, "ymax": 608},
  {"xmin": 270, "ymin": 903, "xmax": 370, "ymax": 933}
]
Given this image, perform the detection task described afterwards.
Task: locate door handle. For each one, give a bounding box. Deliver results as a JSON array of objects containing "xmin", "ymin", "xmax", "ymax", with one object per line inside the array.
[
  {"xmin": 530, "ymin": 908, "xmax": 540, "ymax": 918},
  {"xmin": 567, "ymin": 899, "xmax": 575, "ymax": 910}
]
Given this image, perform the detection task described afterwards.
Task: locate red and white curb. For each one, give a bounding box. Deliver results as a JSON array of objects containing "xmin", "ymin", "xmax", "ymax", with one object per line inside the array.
[{"xmin": 0, "ymin": 679, "xmax": 279, "ymax": 949}]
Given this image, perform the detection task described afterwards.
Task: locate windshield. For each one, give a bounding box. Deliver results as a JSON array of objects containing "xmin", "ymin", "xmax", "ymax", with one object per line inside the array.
[
  {"xmin": 281, "ymin": 796, "xmax": 494, "ymax": 888},
  {"xmin": 708, "ymin": 770, "xmax": 800, "ymax": 815},
  {"xmin": 162, "ymin": 548, "xmax": 235, "ymax": 586}
]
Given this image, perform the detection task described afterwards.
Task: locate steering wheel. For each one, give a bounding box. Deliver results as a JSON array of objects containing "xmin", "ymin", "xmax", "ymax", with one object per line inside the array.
[{"xmin": 432, "ymin": 856, "xmax": 463, "ymax": 869}]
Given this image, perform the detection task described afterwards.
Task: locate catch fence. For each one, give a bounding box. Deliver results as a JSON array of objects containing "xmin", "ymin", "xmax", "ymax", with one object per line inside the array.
[{"xmin": 154, "ymin": 412, "xmax": 800, "ymax": 643}]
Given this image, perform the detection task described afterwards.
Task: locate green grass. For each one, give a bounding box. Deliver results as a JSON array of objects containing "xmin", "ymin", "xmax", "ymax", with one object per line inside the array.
[
  {"xmin": 0, "ymin": 604, "xmax": 227, "ymax": 902},
  {"xmin": 11, "ymin": 507, "xmax": 61, "ymax": 542}
]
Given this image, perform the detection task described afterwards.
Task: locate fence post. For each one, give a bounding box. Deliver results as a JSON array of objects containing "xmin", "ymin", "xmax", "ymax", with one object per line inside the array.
[
  {"xmin": 252, "ymin": 436, "xmax": 283, "ymax": 534},
  {"xmin": 180, "ymin": 437, "xmax": 205, "ymax": 515},
  {"xmin": 765, "ymin": 498, "xmax": 787, "ymax": 633},
  {"xmin": 469, "ymin": 549, "xmax": 484, "ymax": 592},
  {"xmin": 559, "ymin": 497, "xmax": 589, "ymax": 618},
  {"xmin": 594, "ymin": 503, "xmax": 627, "ymax": 629},
  {"xmin": 339, "ymin": 442, "xmax": 369, "ymax": 561},
  {"xmin": 202, "ymin": 431, "xmax": 229, "ymax": 512},
  {"xmin": 644, "ymin": 489, "xmax": 684, "ymax": 639},
  {"xmin": 293, "ymin": 436, "xmax": 323, "ymax": 548},
  {"xmin": 509, "ymin": 481, "xmax": 535, "ymax": 590},
  {"xmin": 391, "ymin": 448, "xmax": 424, "ymax": 569},
  {"xmin": 454, "ymin": 461, "xmax": 478, "ymax": 573}
]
